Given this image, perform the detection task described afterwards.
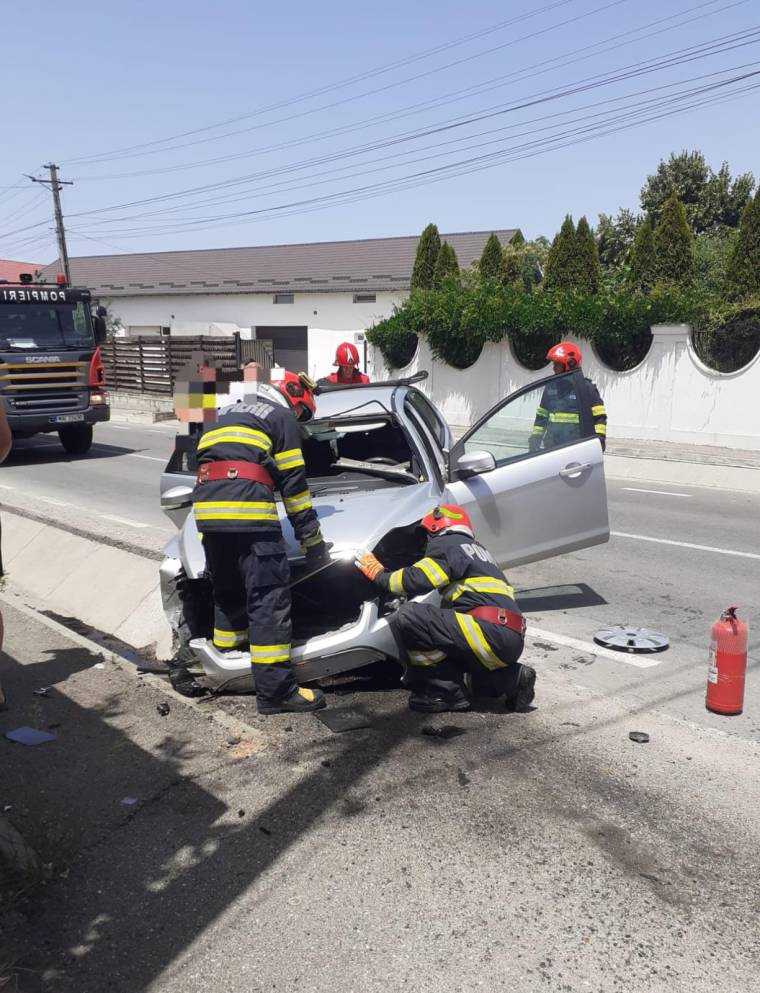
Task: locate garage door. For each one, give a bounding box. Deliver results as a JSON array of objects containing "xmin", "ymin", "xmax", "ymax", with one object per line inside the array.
[{"xmin": 255, "ymin": 326, "xmax": 308, "ymax": 372}]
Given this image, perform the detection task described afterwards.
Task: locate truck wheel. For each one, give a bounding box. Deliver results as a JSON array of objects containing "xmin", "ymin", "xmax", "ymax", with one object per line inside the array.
[{"xmin": 58, "ymin": 424, "xmax": 93, "ymax": 455}]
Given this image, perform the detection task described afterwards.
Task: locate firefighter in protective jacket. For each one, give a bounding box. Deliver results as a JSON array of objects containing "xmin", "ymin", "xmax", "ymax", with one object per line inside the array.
[
  {"xmin": 355, "ymin": 505, "xmax": 536, "ymax": 713},
  {"xmin": 191, "ymin": 365, "xmax": 328, "ymax": 714},
  {"xmin": 320, "ymin": 342, "xmax": 370, "ymax": 386},
  {"xmin": 530, "ymin": 342, "xmax": 607, "ymax": 452}
]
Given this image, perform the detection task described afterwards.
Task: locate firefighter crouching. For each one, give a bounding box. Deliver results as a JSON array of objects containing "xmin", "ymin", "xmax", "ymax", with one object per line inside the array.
[
  {"xmin": 189, "ymin": 365, "xmax": 329, "ymax": 714},
  {"xmin": 355, "ymin": 505, "xmax": 536, "ymax": 714},
  {"xmin": 530, "ymin": 342, "xmax": 607, "ymax": 452}
]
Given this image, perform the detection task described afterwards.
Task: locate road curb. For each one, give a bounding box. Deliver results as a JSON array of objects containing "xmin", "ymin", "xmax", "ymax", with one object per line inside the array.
[
  {"xmin": 0, "ymin": 589, "xmax": 263, "ymax": 744},
  {"xmin": 604, "ymin": 452, "xmax": 760, "ymax": 494}
]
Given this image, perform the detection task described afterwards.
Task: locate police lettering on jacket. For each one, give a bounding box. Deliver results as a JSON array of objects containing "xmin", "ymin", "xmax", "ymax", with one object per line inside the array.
[
  {"xmin": 192, "ymin": 393, "xmax": 323, "ymax": 550},
  {"xmin": 375, "ymin": 531, "xmax": 520, "ymax": 614}
]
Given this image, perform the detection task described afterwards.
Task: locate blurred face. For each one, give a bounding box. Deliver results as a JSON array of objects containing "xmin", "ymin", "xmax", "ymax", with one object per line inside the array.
[
  {"xmin": 552, "ymin": 361, "xmax": 565, "ymax": 375},
  {"xmin": 339, "ymin": 362, "xmax": 356, "ymax": 378}
]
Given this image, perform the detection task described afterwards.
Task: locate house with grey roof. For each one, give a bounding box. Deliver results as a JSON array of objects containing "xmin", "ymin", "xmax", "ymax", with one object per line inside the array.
[{"xmin": 40, "ymin": 228, "xmax": 517, "ymax": 378}]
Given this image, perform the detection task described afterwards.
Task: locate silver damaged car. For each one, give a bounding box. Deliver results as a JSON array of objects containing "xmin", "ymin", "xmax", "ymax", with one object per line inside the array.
[{"xmin": 159, "ymin": 371, "xmax": 609, "ymax": 690}]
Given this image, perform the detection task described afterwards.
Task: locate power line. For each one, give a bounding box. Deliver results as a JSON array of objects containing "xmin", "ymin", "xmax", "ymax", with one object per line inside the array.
[
  {"xmin": 63, "ymin": 0, "xmax": 584, "ymax": 165},
  {"xmin": 60, "ymin": 25, "xmax": 760, "ymax": 224},
  {"xmin": 74, "ymin": 0, "xmax": 742, "ymax": 183},
  {"xmin": 77, "ymin": 71, "xmax": 760, "ymax": 240},
  {"xmin": 67, "ymin": 0, "xmax": 632, "ymax": 167}
]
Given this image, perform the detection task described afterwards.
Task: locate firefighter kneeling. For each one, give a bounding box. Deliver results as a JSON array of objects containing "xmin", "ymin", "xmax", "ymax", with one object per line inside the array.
[{"xmin": 355, "ymin": 505, "xmax": 536, "ymax": 713}]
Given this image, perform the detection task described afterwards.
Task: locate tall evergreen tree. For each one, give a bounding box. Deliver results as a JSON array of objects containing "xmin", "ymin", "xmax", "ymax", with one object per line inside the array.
[
  {"xmin": 410, "ymin": 223, "xmax": 441, "ymax": 290},
  {"xmin": 575, "ymin": 216, "xmax": 601, "ymax": 294},
  {"xmin": 726, "ymin": 190, "xmax": 760, "ymax": 298},
  {"xmin": 653, "ymin": 191, "xmax": 694, "ymax": 284},
  {"xmin": 478, "ymin": 233, "xmax": 503, "ymax": 280},
  {"xmin": 432, "ymin": 241, "xmax": 460, "ymax": 287},
  {"xmin": 509, "ymin": 229, "xmax": 526, "ymax": 247},
  {"xmin": 545, "ymin": 215, "xmax": 579, "ymax": 291},
  {"xmin": 499, "ymin": 246, "xmax": 522, "ymax": 288},
  {"xmin": 628, "ymin": 217, "xmax": 657, "ymax": 290}
]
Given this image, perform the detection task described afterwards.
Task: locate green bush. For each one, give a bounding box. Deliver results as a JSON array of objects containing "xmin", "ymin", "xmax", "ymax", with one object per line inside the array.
[
  {"xmin": 410, "ymin": 224, "xmax": 441, "ymax": 291},
  {"xmin": 432, "ymin": 241, "xmax": 459, "ymax": 288},
  {"xmin": 478, "ymin": 233, "xmax": 503, "ymax": 281},
  {"xmin": 575, "ymin": 216, "xmax": 601, "ymax": 294},
  {"xmin": 692, "ymin": 297, "xmax": 760, "ymax": 372},
  {"xmin": 726, "ymin": 191, "xmax": 760, "ymax": 298},
  {"xmin": 628, "ymin": 218, "xmax": 657, "ymax": 290},
  {"xmin": 654, "ymin": 191, "xmax": 694, "ymax": 284},
  {"xmin": 545, "ymin": 215, "xmax": 578, "ymax": 291}
]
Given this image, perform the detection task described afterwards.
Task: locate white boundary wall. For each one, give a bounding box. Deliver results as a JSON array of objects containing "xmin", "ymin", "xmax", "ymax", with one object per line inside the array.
[{"xmin": 369, "ymin": 324, "xmax": 760, "ymax": 451}]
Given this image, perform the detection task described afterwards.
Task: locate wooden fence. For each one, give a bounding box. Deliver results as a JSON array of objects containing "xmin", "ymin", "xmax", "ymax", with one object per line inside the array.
[{"xmin": 101, "ymin": 334, "xmax": 273, "ymax": 395}]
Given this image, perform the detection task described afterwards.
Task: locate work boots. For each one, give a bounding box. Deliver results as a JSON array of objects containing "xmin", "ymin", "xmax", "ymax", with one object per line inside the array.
[
  {"xmin": 257, "ymin": 685, "xmax": 326, "ymax": 716},
  {"xmin": 504, "ymin": 664, "xmax": 537, "ymax": 712},
  {"xmin": 408, "ymin": 682, "xmax": 471, "ymax": 714}
]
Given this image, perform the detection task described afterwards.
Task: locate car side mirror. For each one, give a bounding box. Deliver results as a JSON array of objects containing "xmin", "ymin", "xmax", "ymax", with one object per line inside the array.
[
  {"xmin": 456, "ymin": 450, "xmax": 496, "ymax": 478},
  {"xmin": 161, "ymin": 485, "xmax": 193, "ymax": 511}
]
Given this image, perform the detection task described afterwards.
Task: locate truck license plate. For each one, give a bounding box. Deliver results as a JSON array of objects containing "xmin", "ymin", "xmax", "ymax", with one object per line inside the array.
[{"xmin": 51, "ymin": 413, "xmax": 85, "ymax": 424}]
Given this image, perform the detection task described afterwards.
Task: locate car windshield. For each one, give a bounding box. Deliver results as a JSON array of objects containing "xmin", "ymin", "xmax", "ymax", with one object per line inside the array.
[
  {"xmin": 303, "ymin": 414, "xmax": 423, "ymax": 489},
  {"xmin": 0, "ymin": 302, "xmax": 94, "ymax": 350}
]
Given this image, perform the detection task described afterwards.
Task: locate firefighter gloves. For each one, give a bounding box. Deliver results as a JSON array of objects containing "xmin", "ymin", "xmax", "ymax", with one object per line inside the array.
[{"xmin": 355, "ymin": 551, "xmax": 385, "ymax": 582}]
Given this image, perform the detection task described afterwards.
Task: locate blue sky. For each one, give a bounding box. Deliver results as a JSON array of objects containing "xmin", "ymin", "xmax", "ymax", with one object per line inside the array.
[{"xmin": 0, "ymin": 0, "xmax": 757, "ymax": 262}]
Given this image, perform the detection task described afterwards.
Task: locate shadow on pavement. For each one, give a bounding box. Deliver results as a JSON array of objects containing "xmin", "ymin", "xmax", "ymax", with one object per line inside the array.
[
  {"xmin": 5, "ymin": 440, "xmax": 146, "ymax": 465},
  {"xmin": 517, "ymin": 582, "xmax": 607, "ymax": 613},
  {"xmin": 0, "ymin": 629, "xmax": 416, "ymax": 993}
]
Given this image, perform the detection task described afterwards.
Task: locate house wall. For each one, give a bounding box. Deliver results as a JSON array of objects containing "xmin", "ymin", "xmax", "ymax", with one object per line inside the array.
[
  {"xmin": 369, "ymin": 325, "xmax": 760, "ymax": 451},
  {"xmin": 102, "ymin": 289, "xmax": 405, "ymax": 379}
]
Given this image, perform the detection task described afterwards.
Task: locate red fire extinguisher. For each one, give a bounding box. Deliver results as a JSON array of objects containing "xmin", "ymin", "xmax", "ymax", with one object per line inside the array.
[{"xmin": 706, "ymin": 606, "xmax": 748, "ymax": 716}]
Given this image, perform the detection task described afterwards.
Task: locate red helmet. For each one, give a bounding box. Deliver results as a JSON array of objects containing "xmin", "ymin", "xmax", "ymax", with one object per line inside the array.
[
  {"xmin": 546, "ymin": 341, "xmax": 582, "ymax": 372},
  {"xmin": 270, "ymin": 368, "xmax": 316, "ymax": 421},
  {"xmin": 421, "ymin": 504, "xmax": 474, "ymax": 538},
  {"xmin": 335, "ymin": 342, "xmax": 360, "ymax": 367}
]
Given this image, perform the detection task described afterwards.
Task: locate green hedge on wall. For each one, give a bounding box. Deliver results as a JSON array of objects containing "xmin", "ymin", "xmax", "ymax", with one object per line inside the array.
[{"xmin": 367, "ymin": 282, "xmax": 722, "ymax": 372}]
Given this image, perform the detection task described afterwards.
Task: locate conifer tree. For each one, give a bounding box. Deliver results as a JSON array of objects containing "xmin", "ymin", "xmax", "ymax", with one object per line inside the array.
[
  {"xmin": 628, "ymin": 217, "xmax": 657, "ymax": 289},
  {"xmin": 726, "ymin": 190, "xmax": 760, "ymax": 297},
  {"xmin": 545, "ymin": 215, "xmax": 579, "ymax": 291},
  {"xmin": 575, "ymin": 215, "xmax": 601, "ymax": 294},
  {"xmin": 410, "ymin": 223, "xmax": 441, "ymax": 290},
  {"xmin": 653, "ymin": 191, "xmax": 694, "ymax": 284},
  {"xmin": 432, "ymin": 241, "xmax": 460, "ymax": 287}
]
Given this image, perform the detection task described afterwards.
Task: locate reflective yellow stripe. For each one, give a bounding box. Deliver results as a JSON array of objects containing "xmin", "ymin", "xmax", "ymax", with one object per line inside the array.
[
  {"xmin": 283, "ymin": 490, "xmax": 313, "ymax": 515},
  {"xmin": 595, "ymin": 423, "xmax": 607, "ymax": 435},
  {"xmin": 548, "ymin": 412, "xmax": 580, "ymax": 423},
  {"xmin": 194, "ymin": 500, "xmax": 278, "ymax": 522},
  {"xmin": 535, "ymin": 406, "xmax": 548, "ymax": 417},
  {"xmin": 591, "ymin": 404, "xmax": 606, "ymax": 417},
  {"xmin": 531, "ymin": 426, "xmax": 545, "ymax": 436},
  {"xmin": 461, "ymin": 577, "xmax": 515, "ymax": 598},
  {"xmin": 454, "ymin": 613, "xmax": 506, "ymax": 671},
  {"xmin": 413, "ymin": 557, "xmax": 449, "ymax": 588},
  {"xmin": 213, "ymin": 628, "xmax": 247, "ymax": 648},
  {"xmin": 299, "ymin": 530, "xmax": 324, "ymax": 550},
  {"xmin": 198, "ymin": 426, "xmax": 272, "ymax": 452},
  {"xmin": 251, "ymin": 644, "xmax": 291, "ymax": 665},
  {"xmin": 388, "ymin": 569, "xmax": 405, "ymax": 595},
  {"xmin": 274, "ymin": 448, "xmax": 305, "ymax": 471}
]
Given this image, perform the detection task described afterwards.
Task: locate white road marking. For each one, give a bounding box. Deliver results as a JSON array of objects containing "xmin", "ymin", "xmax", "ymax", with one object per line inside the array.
[
  {"xmin": 621, "ymin": 487, "xmax": 691, "ymax": 498},
  {"xmin": 100, "ymin": 514, "xmax": 150, "ymax": 529},
  {"xmin": 105, "ymin": 424, "xmax": 131, "ymax": 430},
  {"xmin": 612, "ymin": 531, "xmax": 760, "ymax": 561},
  {"xmin": 528, "ymin": 625, "xmax": 663, "ymax": 669},
  {"xmin": 128, "ymin": 454, "xmax": 167, "ymax": 463},
  {"xmin": 37, "ymin": 495, "xmax": 71, "ymax": 508}
]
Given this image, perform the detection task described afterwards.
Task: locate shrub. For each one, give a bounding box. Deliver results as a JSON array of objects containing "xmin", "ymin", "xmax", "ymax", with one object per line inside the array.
[
  {"xmin": 653, "ymin": 192, "xmax": 694, "ymax": 284},
  {"xmin": 499, "ymin": 246, "xmax": 522, "ymax": 289},
  {"xmin": 726, "ymin": 191, "xmax": 760, "ymax": 298},
  {"xmin": 478, "ymin": 233, "xmax": 503, "ymax": 281},
  {"xmin": 410, "ymin": 224, "xmax": 441, "ymax": 291},
  {"xmin": 432, "ymin": 241, "xmax": 459, "ymax": 288},
  {"xmin": 628, "ymin": 218, "xmax": 657, "ymax": 290},
  {"xmin": 545, "ymin": 215, "xmax": 579, "ymax": 291},
  {"xmin": 575, "ymin": 216, "xmax": 601, "ymax": 294}
]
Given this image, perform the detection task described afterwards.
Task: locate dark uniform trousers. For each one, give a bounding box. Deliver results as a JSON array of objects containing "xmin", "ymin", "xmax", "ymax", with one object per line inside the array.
[
  {"xmin": 192, "ymin": 386, "xmax": 324, "ymax": 705},
  {"xmin": 203, "ymin": 531, "xmax": 294, "ymax": 702},
  {"xmin": 390, "ymin": 602, "xmax": 524, "ymax": 699},
  {"xmin": 375, "ymin": 531, "xmax": 525, "ymax": 700}
]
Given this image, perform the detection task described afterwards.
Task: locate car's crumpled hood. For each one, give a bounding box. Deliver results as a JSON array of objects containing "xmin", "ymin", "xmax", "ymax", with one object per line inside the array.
[
  {"xmin": 175, "ymin": 481, "xmax": 440, "ymax": 579},
  {"xmin": 282, "ymin": 481, "xmax": 439, "ymax": 559}
]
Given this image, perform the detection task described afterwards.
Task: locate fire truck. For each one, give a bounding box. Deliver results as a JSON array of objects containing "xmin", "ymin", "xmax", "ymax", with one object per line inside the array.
[{"xmin": 0, "ymin": 273, "xmax": 109, "ymax": 454}]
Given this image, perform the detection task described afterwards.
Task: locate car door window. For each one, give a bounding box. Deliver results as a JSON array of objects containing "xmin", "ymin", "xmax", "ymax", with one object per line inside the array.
[
  {"xmin": 463, "ymin": 374, "xmax": 585, "ymax": 467},
  {"xmin": 406, "ymin": 390, "xmax": 448, "ymax": 450}
]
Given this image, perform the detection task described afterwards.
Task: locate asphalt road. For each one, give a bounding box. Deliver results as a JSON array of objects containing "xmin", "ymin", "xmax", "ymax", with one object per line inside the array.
[{"xmin": 1, "ymin": 597, "xmax": 759, "ymax": 993}]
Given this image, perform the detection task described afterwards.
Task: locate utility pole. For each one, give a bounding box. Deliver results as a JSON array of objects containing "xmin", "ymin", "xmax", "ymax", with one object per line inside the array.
[{"xmin": 26, "ymin": 164, "xmax": 73, "ymax": 283}]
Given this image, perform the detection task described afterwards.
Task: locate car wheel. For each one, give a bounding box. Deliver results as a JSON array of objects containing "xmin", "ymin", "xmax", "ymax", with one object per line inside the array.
[{"xmin": 58, "ymin": 424, "xmax": 93, "ymax": 455}]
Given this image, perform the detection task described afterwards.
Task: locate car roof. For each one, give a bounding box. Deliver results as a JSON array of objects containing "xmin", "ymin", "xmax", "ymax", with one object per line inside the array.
[{"xmin": 313, "ymin": 384, "xmax": 402, "ymax": 419}]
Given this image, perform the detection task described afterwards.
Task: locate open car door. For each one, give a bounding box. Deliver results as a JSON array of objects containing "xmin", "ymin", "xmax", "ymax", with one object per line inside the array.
[{"xmin": 445, "ymin": 370, "xmax": 609, "ymax": 568}]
